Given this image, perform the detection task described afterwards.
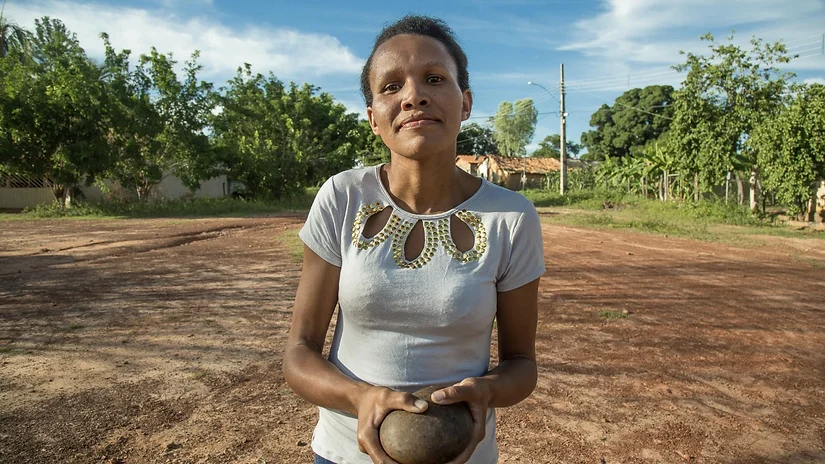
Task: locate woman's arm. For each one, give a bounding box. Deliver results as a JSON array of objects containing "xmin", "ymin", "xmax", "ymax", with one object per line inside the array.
[{"xmin": 282, "ymin": 245, "xmax": 427, "ymax": 463}]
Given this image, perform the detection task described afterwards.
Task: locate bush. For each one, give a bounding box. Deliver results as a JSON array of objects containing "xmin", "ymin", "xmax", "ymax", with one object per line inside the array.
[{"xmin": 22, "ymin": 190, "xmax": 318, "ymax": 218}]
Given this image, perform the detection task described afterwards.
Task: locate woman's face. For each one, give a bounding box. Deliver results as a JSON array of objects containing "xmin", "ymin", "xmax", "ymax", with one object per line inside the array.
[{"xmin": 366, "ymin": 34, "xmax": 472, "ymax": 161}]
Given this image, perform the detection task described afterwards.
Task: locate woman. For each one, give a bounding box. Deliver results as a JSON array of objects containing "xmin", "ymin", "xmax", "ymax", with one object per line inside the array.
[{"xmin": 283, "ymin": 15, "xmax": 545, "ymax": 464}]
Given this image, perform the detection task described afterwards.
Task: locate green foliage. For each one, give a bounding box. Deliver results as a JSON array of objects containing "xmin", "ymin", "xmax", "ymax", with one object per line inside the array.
[
  {"xmin": 521, "ymin": 187, "xmax": 632, "ymax": 209},
  {"xmin": 102, "ymin": 35, "xmax": 215, "ymax": 200},
  {"xmin": 545, "ymin": 166, "xmax": 596, "ymax": 192},
  {"xmin": 21, "ymin": 190, "xmax": 317, "ymax": 218},
  {"xmin": 751, "ymin": 83, "xmax": 825, "ymax": 217},
  {"xmin": 492, "ymin": 99, "xmax": 537, "ymax": 157},
  {"xmin": 0, "ymin": 5, "xmax": 30, "ymax": 59},
  {"xmin": 580, "ymin": 85, "xmax": 674, "ymax": 161},
  {"xmin": 2, "ymin": 12, "xmax": 378, "ymax": 210},
  {"xmin": 355, "ymin": 119, "xmax": 390, "ymax": 166},
  {"xmin": 0, "ymin": 17, "xmax": 112, "ymax": 206},
  {"xmin": 211, "ymin": 65, "xmax": 362, "ymax": 199},
  {"xmin": 457, "ymin": 122, "xmax": 498, "ymax": 155},
  {"xmin": 530, "ymin": 134, "xmax": 581, "ymax": 159},
  {"xmin": 669, "ymin": 33, "xmax": 795, "ymax": 191}
]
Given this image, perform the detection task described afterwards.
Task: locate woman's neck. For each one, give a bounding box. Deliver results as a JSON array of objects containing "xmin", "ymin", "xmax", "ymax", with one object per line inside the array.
[{"xmin": 382, "ymin": 155, "xmax": 479, "ymax": 215}]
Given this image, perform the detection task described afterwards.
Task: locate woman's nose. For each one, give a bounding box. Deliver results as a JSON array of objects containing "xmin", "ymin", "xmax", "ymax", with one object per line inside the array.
[{"xmin": 401, "ymin": 82, "xmax": 430, "ymax": 110}]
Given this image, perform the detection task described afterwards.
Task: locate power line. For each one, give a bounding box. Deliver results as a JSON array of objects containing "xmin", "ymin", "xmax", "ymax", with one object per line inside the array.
[
  {"xmin": 569, "ymin": 87, "xmax": 674, "ymax": 121},
  {"xmin": 566, "ymin": 66, "xmax": 677, "ymax": 88}
]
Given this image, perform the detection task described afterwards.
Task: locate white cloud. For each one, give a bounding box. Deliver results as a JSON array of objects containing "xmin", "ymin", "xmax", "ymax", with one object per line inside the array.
[
  {"xmin": 804, "ymin": 77, "xmax": 825, "ymax": 85},
  {"xmin": 559, "ymin": 0, "xmax": 825, "ymax": 71},
  {"xmin": 5, "ymin": 0, "xmax": 363, "ymax": 79}
]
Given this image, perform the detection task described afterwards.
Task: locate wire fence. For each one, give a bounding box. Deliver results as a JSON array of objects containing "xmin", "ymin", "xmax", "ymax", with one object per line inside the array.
[{"xmin": 0, "ymin": 172, "xmax": 51, "ymax": 189}]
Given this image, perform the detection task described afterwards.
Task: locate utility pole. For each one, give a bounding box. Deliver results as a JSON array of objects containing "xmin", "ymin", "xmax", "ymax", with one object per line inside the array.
[{"xmin": 559, "ymin": 63, "xmax": 567, "ymax": 196}]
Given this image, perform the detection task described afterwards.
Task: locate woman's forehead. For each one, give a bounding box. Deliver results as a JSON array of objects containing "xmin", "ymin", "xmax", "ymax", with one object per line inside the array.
[{"xmin": 372, "ymin": 34, "xmax": 456, "ymax": 72}]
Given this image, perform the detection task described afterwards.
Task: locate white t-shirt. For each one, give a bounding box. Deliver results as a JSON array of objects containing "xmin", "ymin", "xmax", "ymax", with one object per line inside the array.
[{"xmin": 299, "ymin": 164, "xmax": 546, "ymax": 464}]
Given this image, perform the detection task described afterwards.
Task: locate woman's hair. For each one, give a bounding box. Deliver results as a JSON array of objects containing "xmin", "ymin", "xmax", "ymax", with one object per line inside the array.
[{"xmin": 360, "ymin": 15, "xmax": 470, "ymax": 107}]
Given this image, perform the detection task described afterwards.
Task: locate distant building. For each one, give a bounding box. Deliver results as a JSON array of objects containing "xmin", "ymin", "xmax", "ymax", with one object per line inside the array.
[
  {"xmin": 455, "ymin": 155, "xmax": 487, "ymax": 177},
  {"xmin": 474, "ymin": 155, "xmax": 561, "ymax": 190}
]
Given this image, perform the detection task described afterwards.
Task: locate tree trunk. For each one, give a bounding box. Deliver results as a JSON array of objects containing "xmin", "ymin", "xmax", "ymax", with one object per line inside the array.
[
  {"xmin": 817, "ymin": 181, "xmax": 825, "ymax": 224},
  {"xmin": 749, "ymin": 167, "xmax": 759, "ymax": 213},
  {"xmin": 63, "ymin": 187, "xmax": 73, "ymax": 209},
  {"xmin": 736, "ymin": 173, "xmax": 744, "ymax": 205},
  {"xmin": 694, "ymin": 172, "xmax": 700, "ymax": 202}
]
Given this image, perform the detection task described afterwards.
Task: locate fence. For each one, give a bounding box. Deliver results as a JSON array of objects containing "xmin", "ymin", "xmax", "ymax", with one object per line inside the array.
[{"xmin": 0, "ymin": 173, "xmax": 55, "ymax": 209}]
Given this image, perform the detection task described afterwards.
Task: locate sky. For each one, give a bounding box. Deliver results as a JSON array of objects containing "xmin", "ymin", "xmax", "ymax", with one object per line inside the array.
[{"xmin": 5, "ymin": 0, "xmax": 825, "ymax": 153}]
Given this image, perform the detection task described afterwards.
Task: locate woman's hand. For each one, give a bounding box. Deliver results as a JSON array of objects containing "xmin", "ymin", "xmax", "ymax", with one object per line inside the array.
[
  {"xmin": 354, "ymin": 384, "xmax": 429, "ymax": 464},
  {"xmin": 431, "ymin": 377, "xmax": 492, "ymax": 464}
]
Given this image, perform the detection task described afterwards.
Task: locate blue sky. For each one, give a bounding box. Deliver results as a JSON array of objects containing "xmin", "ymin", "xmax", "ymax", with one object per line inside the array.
[{"xmin": 6, "ymin": 0, "xmax": 825, "ymax": 153}]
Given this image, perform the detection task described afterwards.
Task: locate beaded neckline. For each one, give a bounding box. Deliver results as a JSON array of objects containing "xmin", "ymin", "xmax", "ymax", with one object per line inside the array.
[{"xmin": 351, "ymin": 202, "xmax": 488, "ymax": 269}]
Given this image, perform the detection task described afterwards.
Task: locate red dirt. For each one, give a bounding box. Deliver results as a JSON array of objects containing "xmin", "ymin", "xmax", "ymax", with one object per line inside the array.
[{"xmin": 1, "ymin": 216, "xmax": 823, "ymax": 463}]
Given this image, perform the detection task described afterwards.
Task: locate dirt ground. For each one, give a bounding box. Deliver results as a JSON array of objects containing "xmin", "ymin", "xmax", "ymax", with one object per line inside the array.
[{"xmin": 1, "ymin": 214, "xmax": 824, "ymax": 464}]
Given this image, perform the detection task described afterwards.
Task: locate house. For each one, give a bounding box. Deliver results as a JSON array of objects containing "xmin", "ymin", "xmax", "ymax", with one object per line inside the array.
[
  {"xmin": 455, "ymin": 155, "xmax": 487, "ymax": 177},
  {"xmin": 477, "ymin": 155, "xmax": 561, "ymax": 190}
]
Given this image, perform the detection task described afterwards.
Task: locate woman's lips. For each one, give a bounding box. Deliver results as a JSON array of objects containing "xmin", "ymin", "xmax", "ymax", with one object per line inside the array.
[{"xmin": 400, "ymin": 119, "xmax": 439, "ymax": 129}]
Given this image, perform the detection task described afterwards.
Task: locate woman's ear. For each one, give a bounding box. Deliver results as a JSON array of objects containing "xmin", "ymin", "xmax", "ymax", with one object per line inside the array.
[
  {"xmin": 461, "ymin": 89, "xmax": 473, "ymax": 121},
  {"xmin": 366, "ymin": 107, "xmax": 380, "ymax": 135}
]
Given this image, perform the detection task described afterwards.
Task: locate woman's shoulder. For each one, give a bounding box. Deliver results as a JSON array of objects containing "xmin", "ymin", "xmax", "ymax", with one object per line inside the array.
[
  {"xmin": 325, "ymin": 165, "xmax": 381, "ymax": 191},
  {"xmin": 475, "ymin": 179, "xmax": 538, "ymax": 214}
]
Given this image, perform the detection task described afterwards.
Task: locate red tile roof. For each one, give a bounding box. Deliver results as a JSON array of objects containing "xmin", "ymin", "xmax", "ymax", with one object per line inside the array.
[
  {"xmin": 455, "ymin": 154, "xmax": 487, "ymax": 164},
  {"xmin": 487, "ymin": 155, "xmax": 560, "ymax": 174}
]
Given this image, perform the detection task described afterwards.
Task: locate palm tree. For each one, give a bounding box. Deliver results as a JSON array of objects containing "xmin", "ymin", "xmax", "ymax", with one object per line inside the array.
[{"xmin": 0, "ymin": 0, "xmax": 30, "ymax": 58}]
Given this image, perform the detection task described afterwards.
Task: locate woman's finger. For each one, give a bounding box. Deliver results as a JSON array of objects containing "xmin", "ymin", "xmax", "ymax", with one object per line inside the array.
[{"xmin": 431, "ymin": 378, "xmax": 485, "ymax": 405}]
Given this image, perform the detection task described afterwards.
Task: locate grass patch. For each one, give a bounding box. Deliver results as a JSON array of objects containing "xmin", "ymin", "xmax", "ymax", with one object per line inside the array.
[
  {"xmin": 17, "ymin": 188, "xmax": 318, "ymax": 219},
  {"xmin": 64, "ymin": 324, "xmax": 85, "ymax": 332},
  {"xmin": 534, "ymin": 189, "xmax": 825, "ymax": 243},
  {"xmin": 598, "ymin": 310, "xmax": 628, "ymax": 320},
  {"xmin": 275, "ymin": 228, "xmax": 305, "ymax": 263},
  {"xmin": 190, "ymin": 369, "xmax": 209, "ymax": 380},
  {"xmin": 522, "ymin": 188, "xmax": 635, "ymax": 209},
  {"xmin": 0, "ymin": 346, "xmax": 16, "ymax": 354}
]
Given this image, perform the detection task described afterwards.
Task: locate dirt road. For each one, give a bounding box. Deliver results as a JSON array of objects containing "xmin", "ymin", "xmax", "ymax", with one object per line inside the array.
[{"xmin": 1, "ymin": 216, "xmax": 823, "ymax": 463}]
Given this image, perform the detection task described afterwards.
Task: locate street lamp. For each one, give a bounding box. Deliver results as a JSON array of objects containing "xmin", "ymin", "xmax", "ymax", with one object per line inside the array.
[
  {"xmin": 527, "ymin": 81, "xmax": 559, "ymax": 103},
  {"xmin": 528, "ymin": 71, "xmax": 567, "ymax": 195}
]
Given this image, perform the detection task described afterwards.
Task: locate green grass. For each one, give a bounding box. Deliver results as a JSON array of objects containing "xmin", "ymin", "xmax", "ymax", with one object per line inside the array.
[
  {"xmin": 598, "ymin": 310, "xmax": 628, "ymax": 320},
  {"xmin": 11, "ymin": 188, "xmax": 318, "ymax": 219},
  {"xmin": 275, "ymin": 228, "xmax": 305, "ymax": 263},
  {"xmin": 522, "ymin": 188, "xmax": 635, "ymax": 209},
  {"xmin": 0, "ymin": 346, "xmax": 16, "ymax": 354},
  {"xmin": 535, "ymin": 189, "xmax": 825, "ymax": 243}
]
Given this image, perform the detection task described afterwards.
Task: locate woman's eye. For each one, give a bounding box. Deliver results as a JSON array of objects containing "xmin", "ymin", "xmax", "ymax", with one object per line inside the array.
[
  {"xmin": 428, "ymin": 76, "xmax": 443, "ymax": 84},
  {"xmin": 383, "ymin": 83, "xmax": 400, "ymax": 92}
]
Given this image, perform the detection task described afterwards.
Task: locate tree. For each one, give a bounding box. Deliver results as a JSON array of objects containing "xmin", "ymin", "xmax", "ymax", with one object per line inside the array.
[
  {"xmin": 491, "ymin": 99, "xmax": 537, "ymax": 157},
  {"xmin": 669, "ymin": 33, "xmax": 794, "ymax": 203},
  {"xmin": 530, "ymin": 134, "xmax": 581, "ymax": 158},
  {"xmin": 751, "ymin": 83, "xmax": 825, "ymax": 218},
  {"xmin": 101, "ymin": 36, "xmax": 216, "ymax": 200},
  {"xmin": 211, "ymin": 65, "xmax": 362, "ymax": 199},
  {"xmin": 0, "ymin": 3, "xmax": 29, "ymax": 58},
  {"xmin": 580, "ymin": 85, "xmax": 674, "ymax": 161},
  {"xmin": 355, "ymin": 119, "xmax": 390, "ymax": 166},
  {"xmin": 278, "ymin": 82, "xmax": 361, "ymax": 187},
  {"xmin": 457, "ymin": 122, "xmax": 498, "ymax": 155},
  {"xmin": 0, "ymin": 17, "xmax": 111, "ymax": 206}
]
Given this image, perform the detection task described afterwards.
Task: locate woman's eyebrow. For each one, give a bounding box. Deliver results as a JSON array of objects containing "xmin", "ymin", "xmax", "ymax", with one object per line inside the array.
[
  {"xmin": 420, "ymin": 60, "xmax": 449, "ymax": 71},
  {"xmin": 378, "ymin": 61, "xmax": 450, "ymax": 78}
]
